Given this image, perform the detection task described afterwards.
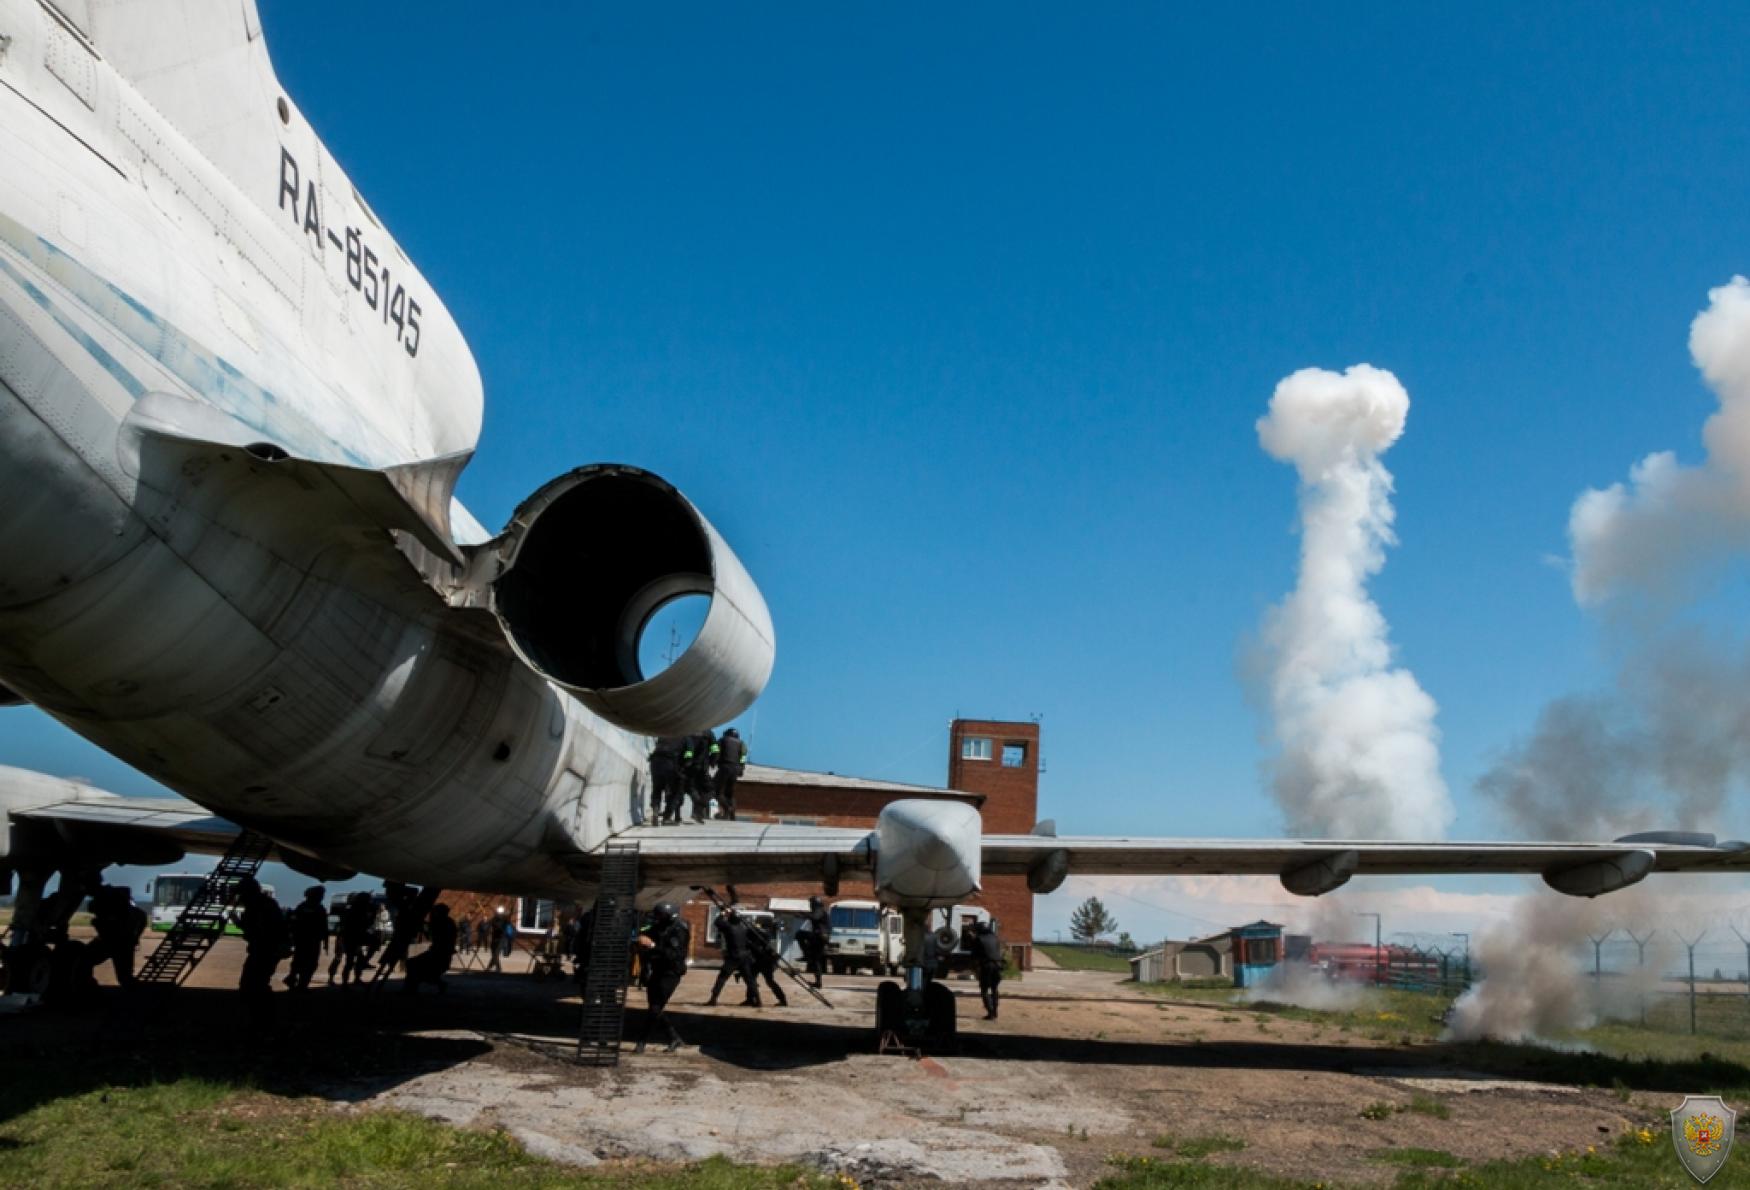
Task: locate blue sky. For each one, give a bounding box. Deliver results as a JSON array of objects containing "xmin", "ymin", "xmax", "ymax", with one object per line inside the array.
[{"xmin": 6, "ymin": 3, "xmax": 1750, "ymax": 942}]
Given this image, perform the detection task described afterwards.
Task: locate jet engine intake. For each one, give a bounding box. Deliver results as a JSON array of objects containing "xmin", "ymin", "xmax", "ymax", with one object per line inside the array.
[{"xmin": 482, "ymin": 465, "xmax": 775, "ymax": 737}]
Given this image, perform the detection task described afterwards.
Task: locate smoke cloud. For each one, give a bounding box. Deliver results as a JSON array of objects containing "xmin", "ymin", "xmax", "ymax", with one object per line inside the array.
[
  {"xmin": 1480, "ymin": 633, "xmax": 1750, "ymax": 840},
  {"xmin": 1464, "ymin": 282, "xmax": 1750, "ymax": 1043},
  {"xmin": 1443, "ymin": 888, "xmax": 1680, "ymax": 1043},
  {"xmin": 1444, "ymin": 895, "xmax": 1604, "ymax": 1042},
  {"xmin": 1254, "ymin": 365, "xmax": 1454, "ymax": 839},
  {"xmin": 1240, "ymin": 962, "xmax": 1368, "ymax": 1013},
  {"xmin": 1483, "ymin": 280, "xmax": 1750, "ymax": 841},
  {"xmin": 1570, "ymin": 276, "xmax": 1750, "ymax": 607}
]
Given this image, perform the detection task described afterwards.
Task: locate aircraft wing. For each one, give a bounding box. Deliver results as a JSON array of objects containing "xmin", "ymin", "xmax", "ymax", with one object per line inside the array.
[
  {"xmin": 616, "ymin": 820, "xmax": 1750, "ymax": 900},
  {"xmin": 8, "ymin": 794, "xmax": 241, "ymax": 865},
  {"xmin": 982, "ymin": 831, "xmax": 1750, "ymax": 896},
  {"xmin": 607, "ymin": 822, "xmax": 877, "ymax": 891},
  {"xmin": 5, "ymin": 792, "xmax": 352, "ymax": 879}
]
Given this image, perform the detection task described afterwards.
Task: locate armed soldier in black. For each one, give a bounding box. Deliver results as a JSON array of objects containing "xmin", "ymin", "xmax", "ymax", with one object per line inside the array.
[
  {"xmin": 973, "ymin": 919, "xmax": 1005, "ymax": 1020},
  {"xmin": 681, "ymin": 729, "xmax": 716, "ymax": 822},
  {"xmin": 86, "ymin": 884, "xmax": 146, "ymax": 989},
  {"xmin": 713, "ymin": 727, "xmax": 748, "ymax": 820},
  {"xmin": 705, "ymin": 906, "xmax": 761, "ymax": 1007},
  {"xmin": 286, "ymin": 885, "xmax": 329, "ymax": 990},
  {"xmin": 746, "ymin": 913, "xmax": 788, "ymax": 1006},
  {"xmin": 796, "ymin": 895, "xmax": 832, "ymax": 989},
  {"xmin": 650, "ymin": 736, "xmax": 686, "ymax": 824},
  {"xmin": 634, "ymin": 901, "xmax": 691, "ymax": 1052},
  {"xmin": 232, "ymin": 876, "xmax": 286, "ymax": 1023}
]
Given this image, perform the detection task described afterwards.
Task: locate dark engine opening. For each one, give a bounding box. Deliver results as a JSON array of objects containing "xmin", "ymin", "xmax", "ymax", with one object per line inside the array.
[{"xmin": 493, "ymin": 470, "xmax": 712, "ymax": 690}]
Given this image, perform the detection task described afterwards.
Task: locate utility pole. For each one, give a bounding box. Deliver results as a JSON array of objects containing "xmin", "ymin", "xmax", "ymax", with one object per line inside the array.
[
  {"xmin": 1453, "ymin": 932, "xmax": 1470, "ymax": 988},
  {"xmin": 1357, "ymin": 912, "xmax": 1383, "ymax": 987},
  {"xmin": 1587, "ymin": 929, "xmax": 1615, "ymax": 986},
  {"xmin": 1680, "ymin": 929, "xmax": 1707, "ymax": 1036},
  {"xmin": 1732, "ymin": 926, "xmax": 1750, "ymax": 1016},
  {"xmin": 1626, "ymin": 928, "xmax": 1656, "ymax": 1026}
]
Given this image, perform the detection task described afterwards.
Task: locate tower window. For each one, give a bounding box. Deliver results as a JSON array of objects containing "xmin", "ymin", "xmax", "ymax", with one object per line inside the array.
[
  {"xmin": 1002, "ymin": 742, "xmax": 1027, "ymax": 768},
  {"xmin": 961, "ymin": 736, "xmax": 992, "ymax": 761}
]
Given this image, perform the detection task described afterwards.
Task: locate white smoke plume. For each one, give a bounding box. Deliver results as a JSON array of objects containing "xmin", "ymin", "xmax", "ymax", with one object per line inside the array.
[
  {"xmin": 1239, "ymin": 962, "xmax": 1368, "ymax": 1013},
  {"xmin": 1445, "ymin": 895, "xmax": 1605, "ymax": 1042},
  {"xmin": 1483, "ymin": 279, "xmax": 1750, "ymax": 840},
  {"xmin": 1254, "ymin": 365, "xmax": 1454, "ymax": 839},
  {"xmin": 1479, "ymin": 631, "xmax": 1750, "ymax": 839},
  {"xmin": 1444, "ymin": 887, "xmax": 1682, "ymax": 1044},
  {"xmin": 1571, "ymin": 276, "xmax": 1750, "ymax": 607}
]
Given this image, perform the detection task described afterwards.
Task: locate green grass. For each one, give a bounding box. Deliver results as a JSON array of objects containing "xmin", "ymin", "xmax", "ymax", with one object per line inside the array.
[
  {"xmin": 1037, "ymin": 944, "xmax": 1134, "ymax": 973},
  {"xmin": 1371, "ymin": 1148, "xmax": 1463, "ymax": 1168},
  {"xmin": 1150, "ymin": 1134, "xmax": 1246, "ymax": 1158},
  {"xmin": 1103, "ymin": 1128, "xmax": 1743, "ymax": 1188},
  {"xmin": 1403, "ymin": 1094, "xmax": 1449, "ymax": 1119},
  {"xmin": 1136, "ymin": 978, "xmax": 1750, "ymax": 1092},
  {"xmin": 1100, "ymin": 1157, "xmax": 1321, "ymax": 1188},
  {"xmin": 0, "ymin": 1075, "xmax": 841, "ymax": 1189}
]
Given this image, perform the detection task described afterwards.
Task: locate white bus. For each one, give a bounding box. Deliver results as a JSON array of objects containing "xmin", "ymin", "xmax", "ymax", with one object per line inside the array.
[{"xmin": 145, "ymin": 873, "xmax": 272, "ymax": 933}]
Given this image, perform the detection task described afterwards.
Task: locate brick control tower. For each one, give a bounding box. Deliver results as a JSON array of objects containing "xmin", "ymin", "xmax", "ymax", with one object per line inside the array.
[{"xmin": 947, "ymin": 718, "xmax": 1039, "ymax": 966}]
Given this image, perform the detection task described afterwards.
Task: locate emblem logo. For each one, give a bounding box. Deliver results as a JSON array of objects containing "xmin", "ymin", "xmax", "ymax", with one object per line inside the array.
[{"xmin": 1672, "ymin": 1095, "xmax": 1737, "ymax": 1183}]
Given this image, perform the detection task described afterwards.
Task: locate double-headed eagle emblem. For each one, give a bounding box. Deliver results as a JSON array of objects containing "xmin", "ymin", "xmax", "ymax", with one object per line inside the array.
[{"xmin": 1672, "ymin": 1096, "xmax": 1736, "ymax": 1183}]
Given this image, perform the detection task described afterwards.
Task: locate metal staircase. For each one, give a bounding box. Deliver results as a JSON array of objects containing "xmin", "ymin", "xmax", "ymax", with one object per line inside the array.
[
  {"xmin": 575, "ymin": 842, "xmax": 640, "ymax": 1066},
  {"xmin": 136, "ymin": 829, "xmax": 275, "ymax": 986}
]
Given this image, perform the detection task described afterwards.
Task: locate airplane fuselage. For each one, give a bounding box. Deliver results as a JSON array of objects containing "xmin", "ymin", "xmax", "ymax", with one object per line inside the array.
[{"xmin": 0, "ymin": 0, "xmax": 646, "ymax": 896}]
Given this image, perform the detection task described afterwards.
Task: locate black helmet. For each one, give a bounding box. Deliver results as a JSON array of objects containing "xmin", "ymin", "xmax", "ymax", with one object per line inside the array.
[
  {"xmin": 652, "ymin": 902, "xmax": 678, "ymax": 925},
  {"xmin": 724, "ymin": 727, "xmax": 739, "ymax": 737},
  {"xmin": 809, "ymin": 895, "xmax": 824, "ymax": 909}
]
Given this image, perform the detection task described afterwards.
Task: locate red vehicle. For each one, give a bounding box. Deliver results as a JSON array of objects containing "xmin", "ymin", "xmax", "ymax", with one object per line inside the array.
[{"xmin": 1306, "ymin": 943, "xmax": 1440, "ymax": 984}]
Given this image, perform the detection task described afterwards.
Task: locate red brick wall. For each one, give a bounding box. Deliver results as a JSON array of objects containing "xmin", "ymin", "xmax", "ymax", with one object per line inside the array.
[{"xmin": 947, "ymin": 720, "xmax": 1040, "ymax": 964}]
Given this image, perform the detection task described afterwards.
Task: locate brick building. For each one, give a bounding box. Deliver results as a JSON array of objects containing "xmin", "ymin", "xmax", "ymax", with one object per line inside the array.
[{"xmin": 943, "ymin": 718, "xmax": 1041, "ymax": 955}]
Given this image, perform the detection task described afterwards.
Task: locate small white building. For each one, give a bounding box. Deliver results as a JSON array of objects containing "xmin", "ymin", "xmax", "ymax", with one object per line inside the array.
[{"xmin": 1128, "ymin": 932, "xmax": 1232, "ymax": 982}]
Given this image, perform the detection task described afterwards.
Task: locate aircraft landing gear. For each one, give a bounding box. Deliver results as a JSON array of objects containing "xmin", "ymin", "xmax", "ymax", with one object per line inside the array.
[
  {"xmin": 875, "ymin": 975, "xmax": 956, "ymax": 1052},
  {"xmin": 875, "ymin": 908, "xmax": 957, "ymax": 1053}
]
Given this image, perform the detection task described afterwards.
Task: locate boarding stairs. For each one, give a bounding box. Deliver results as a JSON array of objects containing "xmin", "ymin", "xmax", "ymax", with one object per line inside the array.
[
  {"xmin": 575, "ymin": 842, "xmax": 640, "ymax": 1066},
  {"xmin": 136, "ymin": 829, "xmax": 275, "ymax": 987}
]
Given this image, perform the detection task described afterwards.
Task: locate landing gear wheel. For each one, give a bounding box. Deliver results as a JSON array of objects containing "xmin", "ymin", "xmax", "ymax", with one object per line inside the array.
[
  {"xmin": 5, "ymin": 944, "xmax": 51, "ymax": 997},
  {"xmin": 924, "ymin": 980, "xmax": 957, "ymax": 1051},
  {"xmin": 875, "ymin": 980, "xmax": 903, "ymax": 1043},
  {"xmin": 875, "ymin": 979, "xmax": 958, "ymax": 1053}
]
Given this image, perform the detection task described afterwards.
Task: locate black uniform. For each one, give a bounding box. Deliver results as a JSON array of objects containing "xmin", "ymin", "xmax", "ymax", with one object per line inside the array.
[
  {"xmin": 798, "ymin": 899, "xmax": 832, "ymax": 988},
  {"xmin": 650, "ymin": 737, "xmax": 686, "ymax": 824},
  {"xmin": 713, "ymin": 729, "xmax": 747, "ymax": 820},
  {"xmin": 336, "ymin": 892, "xmax": 376, "ymax": 985},
  {"xmin": 87, "ymin": 885, "xmax": 146, "ymax": 989},
  {"xmin": 404, "ymin": 906, "xmax": 457, "ymax": 993},
  {"xmin": 681, "ymin": 730, "xmax": 716, "ymax": 821},
  {"xmin": 707, "ymin": 912, "xmax": 760, "ymax": 1006},
  {"xmin": 236, "ymin": 883, "xmax": 287, "ymax": 1020},
  {"xmin": 287, "ymin": 888, "xmax": 329, "ymax": 990},
  {"xmin": 747, "ymin": 917, "xmax": 788, "ymax": 1006},
  {"xmin": 635, "ymin": 908, "xmax": 692, "ymax": 1052},
  {"xmin": 974, "ymin": 921, "xmax": 1005, "ymax": 1019}
]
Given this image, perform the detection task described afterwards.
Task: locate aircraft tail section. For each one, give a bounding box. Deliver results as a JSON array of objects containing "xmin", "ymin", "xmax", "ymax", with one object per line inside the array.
[
  {"xmin": 55, "ymin": 0, "xmax": 484, "ymax": 463},
  {"xmin": 70, "ymin": 0, "xmax": 269, "ymax": 197}
]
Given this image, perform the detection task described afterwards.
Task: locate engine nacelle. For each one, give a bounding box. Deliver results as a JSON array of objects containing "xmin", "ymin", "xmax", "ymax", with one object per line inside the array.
[
  {"xmin": 875, "ymin": 799, "xmax": 983, "ymax": 909},
  {"xmin": 480, "ymin": 465, "xmax": 775, "ymax": 737}
]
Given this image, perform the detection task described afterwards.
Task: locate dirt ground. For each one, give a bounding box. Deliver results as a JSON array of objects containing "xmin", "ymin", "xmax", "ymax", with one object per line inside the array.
[{"xmin": 2, "ymin": 934, "xmax": 1656, "ymax": 1187}]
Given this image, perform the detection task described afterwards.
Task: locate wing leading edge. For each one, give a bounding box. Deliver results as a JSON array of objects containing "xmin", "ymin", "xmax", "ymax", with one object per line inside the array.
[{"xmin": 982, "ymin": 831, "xmax": 1750, "ymax": 897}]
